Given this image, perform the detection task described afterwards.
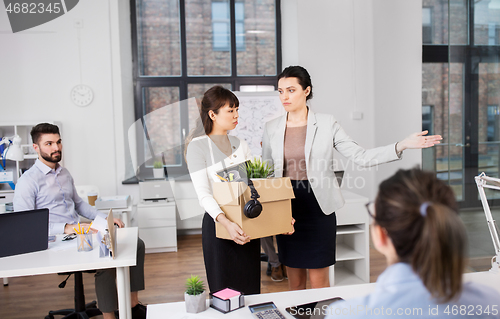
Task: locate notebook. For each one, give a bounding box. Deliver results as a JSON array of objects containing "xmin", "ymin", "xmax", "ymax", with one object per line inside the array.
[{"xmin": 0, "ymin": 208, "xmax": 49, "ymax": 258}]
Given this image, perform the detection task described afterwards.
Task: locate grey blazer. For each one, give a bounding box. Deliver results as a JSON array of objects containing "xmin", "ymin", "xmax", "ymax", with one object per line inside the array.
[{"xmin": 262, "ymin": 110, "xmax": 401, "ymax": 215}]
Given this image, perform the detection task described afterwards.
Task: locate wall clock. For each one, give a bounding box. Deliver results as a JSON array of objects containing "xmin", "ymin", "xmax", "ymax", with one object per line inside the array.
[{"xmin": 70, "ymin": 84, "xmax": 94, "ymax": 107}]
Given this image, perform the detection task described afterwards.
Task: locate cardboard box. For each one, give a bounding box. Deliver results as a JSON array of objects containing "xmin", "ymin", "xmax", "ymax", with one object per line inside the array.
[{"xmin": 213, "ymin": 177, "xmax": 295, "ymax": 240}]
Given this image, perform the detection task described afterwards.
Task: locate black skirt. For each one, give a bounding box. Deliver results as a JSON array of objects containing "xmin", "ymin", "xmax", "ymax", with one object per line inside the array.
[
  {"xmin": 202, "ymin": 213, "xmax": 261, "ymax": 295},
  {"xmin": 276, "ymin": 180, "xmax": 337, "ymax": 269}
]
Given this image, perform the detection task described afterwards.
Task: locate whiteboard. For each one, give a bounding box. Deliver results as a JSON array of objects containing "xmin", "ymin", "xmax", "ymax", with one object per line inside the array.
[{"xmin": 229, "ymin": 91, "xmax": 285, "ymax": 157}]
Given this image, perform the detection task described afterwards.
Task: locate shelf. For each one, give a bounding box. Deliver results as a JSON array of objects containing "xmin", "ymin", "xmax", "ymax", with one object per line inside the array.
[
  {"xmin": 23, "ymin": 154, "xmax": 38, "ymax": 160},
  {"xmin": 337, "ymin": 224, "xmax": 364, "ymax": 235},
  {"xmin": 336, "ymin": 243, "xmax": 364, "ymax": 261},
  {"xmin": 333, "ymin": 266, "xmax": 366, "ymax": 286},
  {"xmin": 341, "ymin": 190, "xmax": 370, "ymax": 204}
]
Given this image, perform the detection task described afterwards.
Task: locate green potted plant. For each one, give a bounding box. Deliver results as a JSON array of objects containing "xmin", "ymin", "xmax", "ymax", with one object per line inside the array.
[
  {"xmin": 245, "ymin": 157, "xmax": 274, "ymax": 179},
  {"xmin": 153, "ymin": 160, "xmax": 164, "ymax": 179},
  {"xmin": 184, "ymin": 275, "xmax": 207, "ymax": 313}
]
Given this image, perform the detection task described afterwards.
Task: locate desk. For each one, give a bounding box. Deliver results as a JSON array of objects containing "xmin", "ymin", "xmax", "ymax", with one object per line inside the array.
[
  {"xmin": 146, "ymin": 271, "xmax": 500, "ymax": 318},
  {"xmin": 0, "ymin": 227, "xmax": 139, "ymax": 319}
]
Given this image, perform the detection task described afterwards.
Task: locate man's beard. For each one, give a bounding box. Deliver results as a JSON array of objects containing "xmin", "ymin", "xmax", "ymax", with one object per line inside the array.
[{"xmin": 41, "ymin": 150, "xmax": 62, "ymax": 163}]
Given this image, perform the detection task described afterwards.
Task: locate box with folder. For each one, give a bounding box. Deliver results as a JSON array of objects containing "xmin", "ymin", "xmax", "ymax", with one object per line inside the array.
[{"xmin": 212, "ymin": 162, "xmax": 295, "ymax": 240}]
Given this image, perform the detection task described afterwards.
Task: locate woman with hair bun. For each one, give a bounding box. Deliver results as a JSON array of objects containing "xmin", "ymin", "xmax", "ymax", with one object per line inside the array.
[
  {"xmin": 261, "ymin": 66, "xmax": 442, "ymax": 290},
  {"xmin": 326, "ymin": 168, "xmax": 500, "ymax": 318}
]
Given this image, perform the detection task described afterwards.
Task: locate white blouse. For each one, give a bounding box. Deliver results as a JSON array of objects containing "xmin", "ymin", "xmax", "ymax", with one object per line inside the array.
[{"xmin": 186, "ymin": 135, "xmax": 252, "ymax": 221}]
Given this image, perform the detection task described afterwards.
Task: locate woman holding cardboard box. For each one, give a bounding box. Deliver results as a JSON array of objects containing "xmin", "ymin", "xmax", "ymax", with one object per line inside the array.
[
  {"xmin": 261, "ymin": 66, "xmax": 442, "ymax": 290},
  {"xmin": 185, "ymin": 86, "xmax": 261, "ymax": 295}
]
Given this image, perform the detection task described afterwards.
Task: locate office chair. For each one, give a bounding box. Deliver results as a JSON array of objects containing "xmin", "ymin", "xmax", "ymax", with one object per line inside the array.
[{"xmin": 45, "ymin": 271, "xmax": 102, "ymax": 319}]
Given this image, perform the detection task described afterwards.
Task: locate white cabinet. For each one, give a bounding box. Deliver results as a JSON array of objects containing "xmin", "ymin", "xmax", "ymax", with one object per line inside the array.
[
  {"xmin": 0, "ymin": 190, "xmax": 14, "ymax": 204},
  {"xmin": 330, "ymin": 190, "xmax": 370, "ymax": 286},
  {"xmin": 171, "ymin": 180, "xmax": 203, "ymax": 231},
  {"xmin": 137, "ymin": 200, "xmax": 177, "ymax": 253}
]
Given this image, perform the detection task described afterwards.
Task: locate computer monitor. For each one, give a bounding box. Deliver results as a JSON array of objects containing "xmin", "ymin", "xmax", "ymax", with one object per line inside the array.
[{"xmin": 0, "ymin": 208, "xmax": 49, "ymax": 258}]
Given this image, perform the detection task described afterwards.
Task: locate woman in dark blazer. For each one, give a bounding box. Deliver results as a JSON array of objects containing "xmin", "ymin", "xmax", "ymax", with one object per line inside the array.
[{"xmin": 261, "ymin": 66, "xmax": 442, "ymax": 290}]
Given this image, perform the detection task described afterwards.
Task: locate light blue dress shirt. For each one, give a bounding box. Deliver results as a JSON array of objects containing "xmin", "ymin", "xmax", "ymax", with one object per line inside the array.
[
  {"xmin": 325, "ymin": 263, "xmax": 500, "ymax": 319},
  {"xmin": 13, "ymin": 159, "xmax": 107, "ymax": 235}
]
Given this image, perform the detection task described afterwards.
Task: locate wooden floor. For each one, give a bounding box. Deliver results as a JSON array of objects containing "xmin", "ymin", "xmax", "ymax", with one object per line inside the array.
[{"xmin": 0, "ymin": 234, "xmax": 492, "ymax": 319}]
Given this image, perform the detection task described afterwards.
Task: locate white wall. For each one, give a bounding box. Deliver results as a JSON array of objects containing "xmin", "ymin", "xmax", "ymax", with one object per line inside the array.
[
  {"xmin": 0, "ymin": 0, "xmax": 136, "ymax": 199},
  {"xmin": 281, "ymin": 0, "xmax": 422, "ymax": 200},
  {"xmin": 0, "ymin": 0, "xmax": 422, "ymax": 203},
  {"xmin": 372, "ymin": 0, "xmax": 423, "ymax": 191}
]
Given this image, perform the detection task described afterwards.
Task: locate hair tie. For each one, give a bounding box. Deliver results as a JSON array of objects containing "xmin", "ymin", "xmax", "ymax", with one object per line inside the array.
[{"xmin": 420, "ymin": 202, "xmax": 431, "ymax": 217}]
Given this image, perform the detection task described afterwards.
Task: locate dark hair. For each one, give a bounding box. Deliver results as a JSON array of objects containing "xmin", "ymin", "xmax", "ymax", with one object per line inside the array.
[
  {"xmin": 185, "ymin": 86, "xmax": 239, "ymax": 152},
  {"xmin": 31, "ymin": 123, "xmax": 60, "ymax": 145},
  {"xmin": 277, "ymin": 66, "xmax": 313, "ymax": 100},
  {"xmin": 374, "ymin": 168, "xmax": 466, "ymax": 303}
]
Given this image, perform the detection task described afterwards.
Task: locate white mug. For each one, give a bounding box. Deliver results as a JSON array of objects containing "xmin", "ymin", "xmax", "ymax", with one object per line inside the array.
[{"xmin": 0, "ymin": 203, "xmax": 6, "ymax": 213}]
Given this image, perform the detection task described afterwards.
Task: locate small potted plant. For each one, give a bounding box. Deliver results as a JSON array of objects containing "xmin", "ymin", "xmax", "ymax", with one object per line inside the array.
[
  {"xmin": 245, "ymin": 157, "xmax": 274, "ymax": 179},
  {"xmin": 184, "ymin": 275, "xmax": 207, "ymax": 313},
  {"xmin": 153, "ymin": 160, "xmax": 164, "ymax": 179}
]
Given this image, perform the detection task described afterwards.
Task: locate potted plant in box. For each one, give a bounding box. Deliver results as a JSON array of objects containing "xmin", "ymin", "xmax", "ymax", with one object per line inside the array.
[
  {"xmin": 184, "ymin": 275, "xmax": 207, "ymax": 313},
  {"xmin": 153, "ymin": 160, "xmax": 164, "ymax": 179},
  {"xmin": 245, "ymin": 157, "xmax": 274, "ymax": 179}
]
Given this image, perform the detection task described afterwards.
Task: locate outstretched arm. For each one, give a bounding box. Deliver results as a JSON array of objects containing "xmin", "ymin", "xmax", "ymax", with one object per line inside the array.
[{"xmin": 396, "ymin": 130, "xmax": 442, "ymax": 153}]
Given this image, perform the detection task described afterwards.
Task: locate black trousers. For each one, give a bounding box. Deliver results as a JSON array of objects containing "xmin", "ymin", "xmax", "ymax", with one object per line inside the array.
[{"xmin": 202, "ymin": 213, "xmax": 260, "ymax": 295}]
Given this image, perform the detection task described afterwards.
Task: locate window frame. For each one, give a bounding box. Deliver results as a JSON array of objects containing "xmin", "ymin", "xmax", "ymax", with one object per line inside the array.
[
  {"xmin": 422, "ymin": 6, "xmax": 433, "ymax": 44},
  {"xmin": 130, "ymin": 0, "xmax": 282, "ymax": 177},
  {"xmin": 422, "ymin": 105, "xmax": 434, "ymax": 135},
  {"xmin": 212, "ymin": 1, "xmax": 246, "ymax": 51},
  {"xmin": 422, "ymin": 0, "xmax": 500, "ymax": 208},
  {"xmin": 487, "ymin": 105, "xmax": 500, "ymax": 142}
]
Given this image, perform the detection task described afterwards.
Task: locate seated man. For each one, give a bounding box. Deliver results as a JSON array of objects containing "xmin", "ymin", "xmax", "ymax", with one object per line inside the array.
[{"xmin": 13, "ymin": 123, "xmax": 146, "ymax": 319}]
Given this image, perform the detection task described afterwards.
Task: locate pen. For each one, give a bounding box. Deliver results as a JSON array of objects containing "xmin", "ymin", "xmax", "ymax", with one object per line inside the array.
[
  {"xmin": 78, "ymin": 222, "xmax": 81, "ymax": 234},
  {"xmin": 73, "ymin": 227, "xmax": 80, "ymax": 234},
  {"xmin": 87, "ymin": 222, "xmax": 93, "ymax": 234},
  {"xmin": 216, "ymin": 174, "xmax": 228, "ymax": 182}
]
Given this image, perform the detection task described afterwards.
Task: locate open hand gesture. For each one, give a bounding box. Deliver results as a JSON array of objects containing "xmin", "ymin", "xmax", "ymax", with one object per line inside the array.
[{"xmin": 397, "ymin": 131, "xmax": 442, "ymax": 153}]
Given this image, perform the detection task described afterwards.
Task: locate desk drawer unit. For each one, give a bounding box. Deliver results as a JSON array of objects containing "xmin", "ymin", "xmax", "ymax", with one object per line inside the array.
[
  {"xmin": 0, "ymin": 191, "xmax": 14, "ymax": 205},
  {"xmin": 137, "ymin": 201, "xmax": 177, "ymax": 253},
  {"xmin": 139, "ymin": 227, "xmax": 177, "ymax": 251},
  {"xmin": 137, "ymin": 204, "xmax": 176, "ymax": 228}
]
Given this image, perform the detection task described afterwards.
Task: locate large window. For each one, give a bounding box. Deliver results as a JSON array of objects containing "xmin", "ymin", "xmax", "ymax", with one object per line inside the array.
[
  {"xmin": 131, "ymin": 0, "xmax": 281, "ymax": 176},
  {"xmin": 212, "ymin": 0, "xmax": 245, "ymax": 51},
  {"xmin": 422, "ymin": 0, "xmax": 500, "ymax": 207},
  {"xmin": 487, "ymin": 105, "xmax": 499, "ymax": 142},
  {"xmin": 422, "ymin": 7, "xmax": 433, "ymax": 44}
]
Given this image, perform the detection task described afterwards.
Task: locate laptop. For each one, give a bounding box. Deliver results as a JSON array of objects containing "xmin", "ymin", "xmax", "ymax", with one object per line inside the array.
[{"xmin": 0, "ymin": 208, "xmax": 49, "ymax": 258}]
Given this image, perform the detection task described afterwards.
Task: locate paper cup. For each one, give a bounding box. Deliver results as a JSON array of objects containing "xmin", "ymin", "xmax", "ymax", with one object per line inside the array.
[{"xmin": 87, "ymin": 192, "xmax": 98, "ymax": 206}]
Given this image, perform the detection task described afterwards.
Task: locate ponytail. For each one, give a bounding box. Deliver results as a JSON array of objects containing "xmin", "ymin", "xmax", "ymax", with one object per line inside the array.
[
  {"xmin": 375, "ymin": 168, "xmax": 466, "ymax": 303},
  {"xmin": 412, "ymin": 203, "xmax": 466, "ymax": 302}
]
